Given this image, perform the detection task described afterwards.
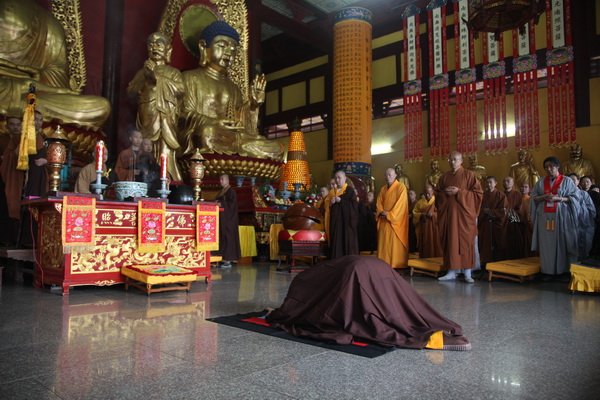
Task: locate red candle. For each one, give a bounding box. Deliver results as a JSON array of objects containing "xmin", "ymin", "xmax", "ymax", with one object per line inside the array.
[
  {"xmin": 160, "ymin": 153, "xmax": 168, "ymax": 179},
  {"xmin": 95, "ymin": 140, "xmax": 104, "ymax": 171}
]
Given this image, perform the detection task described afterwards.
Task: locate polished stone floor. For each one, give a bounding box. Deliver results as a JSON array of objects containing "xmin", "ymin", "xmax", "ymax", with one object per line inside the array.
[{"xmin": 1, "ymin": 261, "xmax": 599, "ymax": 400}]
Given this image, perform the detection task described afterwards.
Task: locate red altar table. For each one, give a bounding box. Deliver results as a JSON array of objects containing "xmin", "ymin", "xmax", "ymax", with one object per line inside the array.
[{"xmin": 25, "ymin": 198, "xmax": 215, "ymax": 295}]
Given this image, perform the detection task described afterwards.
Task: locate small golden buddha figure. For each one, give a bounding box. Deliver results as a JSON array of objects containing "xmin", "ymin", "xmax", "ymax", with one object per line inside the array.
[
  {"xmin": 394, "ymin": 163, "xmax": 411, "ymax": 189},
  {"xmin": 0, "ymin": 0, "xmax": 110, "ymax": 130},
  {"xmin": 561, "ymin": 144, "xmax": 595, "ymax": 182},
  {"xmin": 178, "ymin": 21, "xmax": 283, "ymax": 161},
  {"xmin": 509, "ymin": 149, "xmax": 541, "ymax": 188},
  {"xmin": 467, "ymin": 154, "xmax": 487, "ymax": 188},
  {"xmin": 128, "ymin": 32, "xmax": 184, "ymax": 181},
  {"xmin": 424, "ymin": 159, "xmax": 444, "ymax": 188}
]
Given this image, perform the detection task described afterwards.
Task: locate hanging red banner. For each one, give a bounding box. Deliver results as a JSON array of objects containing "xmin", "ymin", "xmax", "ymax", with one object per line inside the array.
[
  {"xmin": 403, "ymin": 4, "xmax": 423, "ymax": 162},
  {"xmin": 482, "ymin": 33, "xmax": 507, "ymax": 155},
  {"xmin": 545, "ymin": 0, "xmax": 575, "ymax": 148}
]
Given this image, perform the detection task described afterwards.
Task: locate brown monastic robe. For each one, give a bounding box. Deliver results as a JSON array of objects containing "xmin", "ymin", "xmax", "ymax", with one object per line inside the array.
[
  {"xmin": 0, "ymin": 134, "xmax": 25, "ymax": 219},
  {"xmin": 214, "ymin": 185, "xmax": 241, "ymax": 261},
  {"xmin": 504, "ymin": 189, "xmax": 528, "ymax": 260},
  {"xmin": 413, "ymin": 196, "xmax": 443, "ymax": 258},
  {"xmin": 329, "ymin": 184, "xmax": 359, "ymax": 259},
  {"xmin": 435, "ymin": 167, "xmax": 483, "ymax": 270},
  {"xmin": 114, "ymin": 147, "xmax": 141, "ymax": 181},
  {"xmin": 478, "ymin": 189, "xmax": 508, "ymax": 264}
]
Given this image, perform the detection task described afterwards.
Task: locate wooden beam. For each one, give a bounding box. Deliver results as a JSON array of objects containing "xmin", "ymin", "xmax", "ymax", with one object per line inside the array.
[{"xmin": 254, "ymin": 3, "xmax": 331, "ymax": 52}]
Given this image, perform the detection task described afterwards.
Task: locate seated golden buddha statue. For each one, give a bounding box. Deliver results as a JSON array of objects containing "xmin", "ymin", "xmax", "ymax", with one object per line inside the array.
[
  {"xmin": 0, "ymin": 0, "xmax": 109, "ymax": 130},
  {"xmin": 178, "ymin": 21, "xmax": 284, "ymax": 161}
]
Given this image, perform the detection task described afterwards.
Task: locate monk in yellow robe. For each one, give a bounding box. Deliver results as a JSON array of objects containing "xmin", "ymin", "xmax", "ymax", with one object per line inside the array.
[{"xmin": 376, "ymin": 168, "xmax": 409, "ymax": 269}]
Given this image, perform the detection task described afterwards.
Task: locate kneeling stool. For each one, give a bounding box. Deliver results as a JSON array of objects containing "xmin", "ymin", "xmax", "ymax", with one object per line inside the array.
[{"xmin": 121, "ymin": 264, "xmax": 198, "ymax": 295}]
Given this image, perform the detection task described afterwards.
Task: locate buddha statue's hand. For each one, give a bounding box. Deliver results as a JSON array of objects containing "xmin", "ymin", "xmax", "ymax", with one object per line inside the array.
[
  {"xmin": 143, "ymin": 60, "xmax": 157, "ymax": 82},
  {"xmin": 0, "ymin": 58, "xmax": 40, "ymax": 80},
  {"xmin": 218, "ymin": 119, "xmax": 245, "ymax": 132},
  {"xmin": 250, "ymin": 73, "xmax": 266, "ymax": 108}
]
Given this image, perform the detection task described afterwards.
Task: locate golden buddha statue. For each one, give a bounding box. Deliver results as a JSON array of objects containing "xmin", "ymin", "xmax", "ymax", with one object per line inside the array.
[
  {"xmin": 561, "ymin": 144, "xmax": 595, "ymax": 182},
  {"xmin": 394, "ymin": 163, "xmax": 411, "ymax": 189},
  {"xmin": 467, "ymin": 154, "xmax": 487, "ymax": 188},
  {"xmin": 128, "ymin": 32, "xmax": 184, "ymax": 181},
  {"xmin": 509, "ymin": 149, "xmax": 541, "ymax": 188},
  {"xmin": 424, "ymin": 159, "xmax": 444, "ymax": 188},
  {"xmin": 178, "ymin": 21, "xmax": 284, "ymax": 161},
  {"xmin": 0, "ymin": 0, "xmax": 110, "ymax": 130}
]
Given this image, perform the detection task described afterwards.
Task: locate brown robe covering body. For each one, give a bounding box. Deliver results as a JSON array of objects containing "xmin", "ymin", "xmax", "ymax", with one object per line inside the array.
[
  {"xmin": 477, "ymin": 190, "xmax": 508, "ymax": 264},
  {"xmin": 24, "ymin": 134, "xmax": 48, "ymax": 197},
  {"xmin": 435, "ymin": 167, "xmax": 483, "ymax": 270},
  {"xmin": 408, "ymin": 199, "xmax": 418, "ymax": 252},
  {"xmin": 114, "ymin": 147, "xmax": 141, "ymax": 181},
  {"xmin": 214, "ymin": 186, "xmax": 241, "ymax": 261},
  {"xmin": 266, "ymin": 255, "xmax": 464, "ymax": 349},
  {"xmin": 413, "ymin": 197, "xmax": 443, "ymax": 258},
  {"xmin": 329, "ymin": 186, "xmax": 359, "ymax": 259},
  {"xmin": 504, "ymin": 189, "xmax": 528, "ymax": 260}
]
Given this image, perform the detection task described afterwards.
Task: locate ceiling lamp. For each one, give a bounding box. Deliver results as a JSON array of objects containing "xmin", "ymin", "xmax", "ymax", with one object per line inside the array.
[{"xmin": 467, "ymin": 0, "xmax": 545, "ymax": 38}]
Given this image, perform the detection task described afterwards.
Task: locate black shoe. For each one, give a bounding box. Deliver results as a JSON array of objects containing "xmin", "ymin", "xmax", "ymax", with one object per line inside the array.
[{"xmin": 220, "ymin": 262, "xmax": 232, "ymax": 268}]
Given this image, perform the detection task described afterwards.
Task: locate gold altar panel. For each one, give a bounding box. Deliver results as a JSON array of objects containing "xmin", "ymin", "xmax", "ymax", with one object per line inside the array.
[
  {"xmin": 41, "ymin": 211, "xmax": 64, "ymax": 270},
  {"xmin": 70, "ymin": 236, "xmax": 206, "ymax": 274}
]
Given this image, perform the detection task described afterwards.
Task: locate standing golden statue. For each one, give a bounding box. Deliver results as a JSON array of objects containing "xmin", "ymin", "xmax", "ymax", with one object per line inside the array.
[
  {"xmin": 0, "ymin": 0, "xmax": 110, "ymax": 130},
  {"xmin": 178, "ymin": 21, "xmax": 284, "ymax": 161},
  {"xmin": 424, "ymin": 159, "xmax": 444, "ymax": 188},
  {"xmin": 509, "ymin": 149, "xmax": 541, "ymax": 188},
  {"xmin": 467, "ymin": 154, "xmax": 487, "ymax": 188},
  {"xmin": 561, "ymin": 144, "xmax": 595, "ymax": 182},
  {"xmin": 394, "ymin": 163, "xmax": 411, "ymax": 190},
  {"xmin": 128, "ymin": 32, "xmax": 185, "ymax": 181}
]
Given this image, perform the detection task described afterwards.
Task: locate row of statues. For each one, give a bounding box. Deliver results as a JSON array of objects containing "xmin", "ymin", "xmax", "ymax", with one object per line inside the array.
[
  {"xmin": 127, "ymin": 22, "xmax": 284, "ymax": 181},
  {"xmin": 394, "ymin": 144, "xmax": 595, "ymax": 192},
  {"xmin": 0, "ymin": 0, "xmax": 283, "ymax": 182}
]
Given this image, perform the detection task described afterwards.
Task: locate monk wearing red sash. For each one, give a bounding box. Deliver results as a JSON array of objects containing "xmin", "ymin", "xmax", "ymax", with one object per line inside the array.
[
  {"xmin": 376, "ymin": 168, "xmax": 409, "ymax": 269},
  {"xmin": 530, "ymin": 156, "xmax": 579, "ymax": 281}
]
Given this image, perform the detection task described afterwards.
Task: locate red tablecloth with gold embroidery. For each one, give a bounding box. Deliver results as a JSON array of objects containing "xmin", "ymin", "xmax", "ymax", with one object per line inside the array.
[{"xmin": 25, "ymin": 198, "xmax": 218, "ymax": 295}]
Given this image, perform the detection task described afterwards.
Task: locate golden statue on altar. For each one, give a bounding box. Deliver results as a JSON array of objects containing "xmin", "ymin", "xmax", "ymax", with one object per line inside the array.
[
  {"xmin": 127, "ymin": 32, "xmax": 185, "ymax": 181},
  {"xmin": 509, "ymin": 149, "xmax": 541, "ymax": 188},
  {"xmin": 394, "ymin": 163, "xmax": 411, "ymax": 189},
  {"xmin": 0, "ymin": 0, "xmax": 110, "ymax": 131},
  {"xmin": 178, "ymin": 21, "xmax": 283, "ymax": 160},
  {"xmin": 561, "ymin": 144, "xmax": 595, "ymax": 182},
  {"xmin": 424, "ymin": 159, "xmax": 444, "ymax": 188}
]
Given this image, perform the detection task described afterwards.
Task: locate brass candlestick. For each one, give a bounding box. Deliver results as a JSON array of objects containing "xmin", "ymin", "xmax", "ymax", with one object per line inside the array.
[
  {"xmin": 45, "ymin": 125, "xmax": 70, "ymax": 194},
  {"xmin": 189, "ymin": 149, "xmax": 206, "ymax": 201}
]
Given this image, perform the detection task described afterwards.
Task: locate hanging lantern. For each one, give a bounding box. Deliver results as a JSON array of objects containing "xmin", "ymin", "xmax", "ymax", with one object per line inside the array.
[{"xmin": 467, "ymin": 0, "xmax": 544, "ymax": 38}]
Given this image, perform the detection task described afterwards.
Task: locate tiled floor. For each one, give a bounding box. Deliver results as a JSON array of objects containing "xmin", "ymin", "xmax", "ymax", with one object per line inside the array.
[{"xmin": 1, "ymin": 262, "xmax": 599, "ymax": 399}]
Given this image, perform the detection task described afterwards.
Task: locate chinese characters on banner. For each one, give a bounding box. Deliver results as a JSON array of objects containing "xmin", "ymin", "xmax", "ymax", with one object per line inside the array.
[
  {"xmin": 403, "ymin": 4, "xmax": 423, "ymax": 162},
  {"xmin": 545, "ymin": 0, "xmax": 575, "ymax": 148},
  {"xmin": 482, "ymin": 32, "xmax": 508, "ymax": 154}
]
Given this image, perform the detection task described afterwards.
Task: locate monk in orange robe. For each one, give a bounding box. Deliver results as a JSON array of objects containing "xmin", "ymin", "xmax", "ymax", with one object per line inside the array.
[
  {"xmin": 478, "ymin": 176, "xmax": 508, "ymax": 264},
  {"xmin": 376, "ymin": 168, "xmax": 409, "ymax": 269},
  {"xmin": 413, "ymin": 184, "xmax": 442, "ymax": 258},
  {"xmin": 436, "ymin": 151, "xmax": 483, "ymax": 283}
]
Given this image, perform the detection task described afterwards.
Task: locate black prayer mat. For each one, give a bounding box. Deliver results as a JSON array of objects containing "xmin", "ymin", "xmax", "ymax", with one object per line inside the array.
[{"xmin": 207, "ymin": 311, "xmax": 396, "ymax": 358}]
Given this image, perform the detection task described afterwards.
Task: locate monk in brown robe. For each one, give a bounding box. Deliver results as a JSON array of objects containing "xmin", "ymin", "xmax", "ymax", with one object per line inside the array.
[
  {"xmin": 478, "ymin": 176, "xmax": 508, "ymax": 264},
  {"xmin": 114, "ymin": 129, "xmax": 143, "ymax": 181},
  {"xmin": 436, "ymin": 151, "xmax": 483, "ymax": 283},
  {"xmin": 503, "ymin": 176, "xmax": 528, "ymax": 260},
  {"xmin": 413, "ymin": 184, "xmax": 443, "ymax": 258},
  {"xmin": 407, "ymin": 189, "xmax": 418, "ymax": 253},
  {"xmin": 520, "ymin": 182, "xmax": 535, "ymax": 256},
  {"xmin": 214, "ymin": 174, "xmax": 241, "ymax": 267},
  {"xmin": 266, "ymin": 255, "xmax": 471, "ymax": 350},
  {"xmin": 376, "ymin": 168, "xmax": 409, "ymax": 269},
  {"xmin": 329, "ymin": 171, "xmax": 359, "ymax": 259}
]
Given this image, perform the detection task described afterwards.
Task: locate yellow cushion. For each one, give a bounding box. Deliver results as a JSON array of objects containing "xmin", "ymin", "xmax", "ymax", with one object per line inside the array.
[
  {"xmin": 486, "ymin": 258, "xmax": 540, "ymax": 277},
  {"xmin": 408, "ymin": 257, "xmax": 445, "ymax": 271},
  {"xmin": 121, "ymin": 265, "xmax": 197, "ymax": 285},
  {"xmin": 569, "ymin": 263, "xmax": 600, "ymax": 293}
]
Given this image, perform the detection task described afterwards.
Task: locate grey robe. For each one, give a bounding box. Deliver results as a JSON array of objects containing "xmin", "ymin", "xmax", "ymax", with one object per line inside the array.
[
  {"xmin": 573, "ymin": 189, "xmax": 596, "ymax": 260},
  {"xmin": 530, "ymin": 175, "xmax": 580, "ymax": 275}
]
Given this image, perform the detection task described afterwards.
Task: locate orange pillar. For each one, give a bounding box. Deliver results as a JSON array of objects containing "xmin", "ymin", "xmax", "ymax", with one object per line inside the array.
[{"xmin": 332, "ymin": 7, "xmax": 372, "ymax": 180}]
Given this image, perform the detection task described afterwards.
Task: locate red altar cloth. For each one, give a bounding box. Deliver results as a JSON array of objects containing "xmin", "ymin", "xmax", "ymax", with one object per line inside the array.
[{"xmin": 25, "ymin": 198, "xmax": 216, "ymax": 295}]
